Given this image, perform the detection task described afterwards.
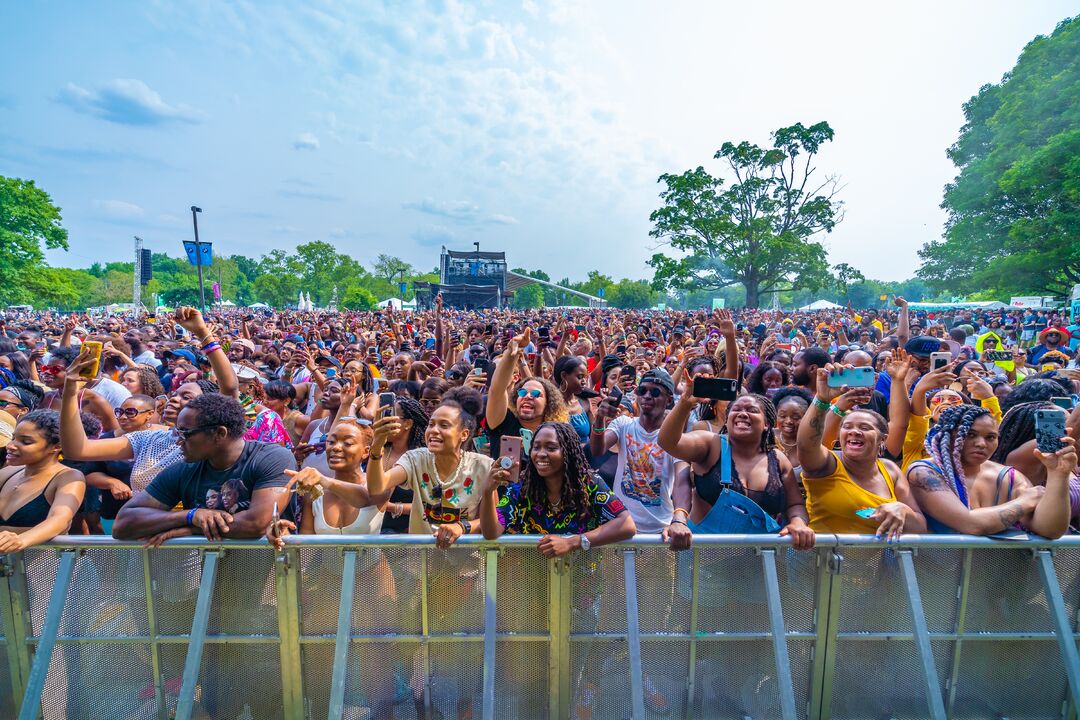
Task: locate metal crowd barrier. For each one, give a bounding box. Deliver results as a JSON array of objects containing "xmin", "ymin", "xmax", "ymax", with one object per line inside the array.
[{"xmin": 0, "ymin": 534, "xmax": 1078, "ymax": 720}]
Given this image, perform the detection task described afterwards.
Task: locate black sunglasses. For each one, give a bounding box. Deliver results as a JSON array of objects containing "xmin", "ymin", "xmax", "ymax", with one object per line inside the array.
[
  {"xmin": 635, "ymin": 386, "xmax": 664, "ymax": 398},
  {"xmin": 115, "ymin": 407, "xmax": 151, "ymax": 419},
  {"xmin": 171, "ymin": 424, "xmax": 220, "ymax": 441}
]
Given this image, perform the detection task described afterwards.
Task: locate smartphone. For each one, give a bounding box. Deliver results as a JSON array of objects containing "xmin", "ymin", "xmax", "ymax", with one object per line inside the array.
[
  {"xmin": 485, "ymin": 323, "xmax": 495, "ymax": 335},
  {"xmin": 984, "ymin": 350, "xmax": 1011, "ymax": 362},
  {"xmin": 429, "ymin": 355, "xmax": 443, "ymax": 368},
  {"xmin": 854, "ymin": 508, "xmax": 876, "ymax": 519},
  {"xmin": 424, "ymin": 337, "xmax": 436, "ymax": 349},
  {"xmin": 527, "ymin": 352, "xmax": 537, "ymax": 362},
  {"xmin": 1034, "ymin": 409, "xmax": 1067, "ymax": 453},
  {"xmin": 608, "ymin": 384, "xmax": 624, "ymax": 405},
  {"xmin": 473, "ymin": 356, "xmax": 487, "ymax": 370},
  {"xmin": 930, "ymin": 351, "xmax": 951, "ymax": 372},
  {"xmin": 538, "ymin": 326, "xmax": 550, "ymax": 339},
  {"xmin": 616, "ymin": 344, "xmax": 627, "ymax": 354},
  {"xmin": 325, "ymin": 367, "xmax": 337, "ymax": 379},
  {"xmin": 1050, "ymin": 397, "xmax": 1074, "ymax": 411},
  {"xmin": 379, "ymin": 392, "xmax": 397, "ymax": 417},
  {"xmin": 826, "ymin": 366, "xmax": 876, "ymax": 388},
  {"xmin": 776, "ymin": 343, "xmax": 793, "ymax": 352},
  {"xmin": 575, "ymin": 324, "xmax": 586, "ymax": 332},
  {"xmin": 692, "ymin": 377, "xmax": 739, "ymax": 401},
  {"xmin": 498, "ymin": 435, "xmax": 524, "ymax": 481},
  {"xmin": 79, "ymin": 340, "xmax": 103, "ymax": 379}
]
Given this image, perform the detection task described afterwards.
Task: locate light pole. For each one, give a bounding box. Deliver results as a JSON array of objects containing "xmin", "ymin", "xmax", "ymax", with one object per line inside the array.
[{"xmin": 190, "ymin": 206, "xmax": 205, "ymax": 310}]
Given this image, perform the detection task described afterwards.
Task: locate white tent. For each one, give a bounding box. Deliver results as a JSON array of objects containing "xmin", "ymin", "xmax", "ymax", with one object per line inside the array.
[
  {"xmin": 377, "ymin": 298, "xmax": 417, "ymax": 311},
  {"xmin": 247, "ymin": 302, "xmax": 271, "ymax": 310},
  {"xmin": 798, "ymin": 299, "xmax": 844, "ymax": 311}
]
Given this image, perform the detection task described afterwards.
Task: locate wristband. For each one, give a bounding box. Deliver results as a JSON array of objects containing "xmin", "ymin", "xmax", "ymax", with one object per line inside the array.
[
  {"xmin": 458, "ymin": 518, "xmax": 472, "ymax": 534},
  {"xmin": 592, "ymin": 425, "xmax": 607, "ymax": 434},
  {"xmin": 811, "ymin": 397, "xmax": 830, "ymax": 412},
  {"xmin": 829, "ymin": 404, "xmax": 848, "ymax": 418},
  {"xmin": 186, "ymin": 508, "xmax": 198, "ymax": 527},
  {"xmin": 673, "ymin": 507, "xmax": 691, "ymax": 518},
  {"xmin": 669, "ymin": 519, "xmax": 688, "ymax": 526},
  {"xmin": 202, "ymin": 341, "xmax": 221, "ymax": 354}
]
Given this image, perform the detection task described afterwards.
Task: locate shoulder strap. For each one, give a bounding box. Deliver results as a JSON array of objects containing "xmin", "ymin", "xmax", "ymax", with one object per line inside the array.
[
  {"xmin": 994, "ymin": 466, "xmax": 1016, "ymax": 503},
  {"xmin": 720, "ymin": 435, "xmax": 732, "ymax": 487}
]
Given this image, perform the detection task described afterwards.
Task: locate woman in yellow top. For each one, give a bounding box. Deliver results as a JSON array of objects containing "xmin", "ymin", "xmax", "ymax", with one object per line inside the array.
[
  {"xmin": 901, "ymin": 364, "xmax": 1004, "ymax": 471},
  {"xmin": 797, "ymin": 364, "xmax": 927, "ymax": 540}
]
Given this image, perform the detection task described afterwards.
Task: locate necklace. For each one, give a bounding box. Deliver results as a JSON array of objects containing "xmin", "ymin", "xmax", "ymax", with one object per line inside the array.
[
  {"xmin": 547, "ymin": 495, "xmax": 564, "ymax": 514},
  {"xmin": 776, "ymin": 436, "xmax": 796, "ymax": 455}
]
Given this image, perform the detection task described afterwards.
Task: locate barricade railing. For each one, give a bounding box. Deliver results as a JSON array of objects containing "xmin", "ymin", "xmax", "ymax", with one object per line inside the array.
[{"xmin": 0, "ymin": 534, "xmax": 1078, "ymax": 720}]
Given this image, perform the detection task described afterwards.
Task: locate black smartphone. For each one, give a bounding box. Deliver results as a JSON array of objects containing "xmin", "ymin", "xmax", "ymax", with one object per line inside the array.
[
  {"xmin": 616, "ymin": 344, "xmax": 627, "ymax": 354},
  {"xmin": 608, "ymin": 384, "xmax": 624, "ymax": 403},
  {"xmin": 485, "ymin": 323, "xmax": 495, "ymax": 335},
  {"xmin": 538, "ymin": 326, "xmax": 550, "ymax": 338},
  {"xmin": 379, "ymin": 392, "xmax": 397, "ymax": 417},
  {"xmin": 1035, "ymin": 409, "xmax": 1066, "ymax": 453},
  {"xmin": 692, "ymin": 377, "xmax": 739, "ymax": 401}
]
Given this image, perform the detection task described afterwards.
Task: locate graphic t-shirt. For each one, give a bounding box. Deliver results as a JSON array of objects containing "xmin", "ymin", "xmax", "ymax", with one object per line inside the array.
[
  {"xmin": 395, "ymin": 448, "xmax": 494, "ymax": 533},
  {"xmin": 144, "ymin": 441, "xmax": 292, "ymax": 512},
  {"xmin": 495, "ymin": 476, "xmax": 626, "ymax": 534},
  {"xmin": 607, "ymin": 415, "xmax": 675, "ymax": 533}
]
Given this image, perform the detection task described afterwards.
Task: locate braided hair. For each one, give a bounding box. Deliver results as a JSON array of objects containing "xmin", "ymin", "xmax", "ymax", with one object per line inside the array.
[
  {"xmin": 721, "ymin": 393, "xmax": 777, "ymax": 453},
  {"xmin": 924, "ymin": 404, "xmax": 991, "ymax": 496},
  {"xmin": 991, "ymin": 401, "xmax": 1053, "ymax": 464},
  {"xmin": 522, "ymin": 421, "xmax": 593, "ymax": 527},
  {"xmin": 395, "ymin": 395, "xmax": 430, "ymax": 450}
]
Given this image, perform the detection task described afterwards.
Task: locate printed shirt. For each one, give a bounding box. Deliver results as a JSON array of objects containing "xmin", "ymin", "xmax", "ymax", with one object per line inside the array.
[
  {"xmin": 244, "ymin": 409, "xmax": 293, "ymax": 448},
  {"xmin": 607, "ymin": 415, "xmax": 675, "ymax": 533},
  {"xmin": 396, "ymin": 448, "xmax": 494, "ymax": 533},
  {"xmin": 495, "ymin": 476, "xmax": 626, "ymax": 534}
]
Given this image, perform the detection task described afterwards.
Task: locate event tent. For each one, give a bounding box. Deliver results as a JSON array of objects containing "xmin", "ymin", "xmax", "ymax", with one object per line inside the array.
[{"xmin": 797, "ymin": 300, "xmax": 844, "ymax": 311}]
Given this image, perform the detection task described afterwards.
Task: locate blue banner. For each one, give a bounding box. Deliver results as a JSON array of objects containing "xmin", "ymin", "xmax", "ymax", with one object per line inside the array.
[{"xmin": 183, "ymin": 241, "xmax": 213, "ymax": 267}]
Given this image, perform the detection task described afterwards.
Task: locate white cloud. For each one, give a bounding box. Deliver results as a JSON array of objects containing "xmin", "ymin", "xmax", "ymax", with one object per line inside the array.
[
  {"xmin": 293, "ymin": 132, "xmax": 320, "ymax": 150},
  {"xmin": 404, "ymin": 198, "xmax": 518, "ymax": 225},
  {"xmin": 59, "ymin": 79, "xmax": 203, "ymax": 126},
  {"xmin": 97, "ymin": 200, "xmax": 145, "ymax": 218}
]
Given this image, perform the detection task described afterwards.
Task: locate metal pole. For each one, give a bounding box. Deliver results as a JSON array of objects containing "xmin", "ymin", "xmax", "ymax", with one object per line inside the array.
[
  {"xmin": 17, "ymin": 551, "xmax": 76, "ymax": 720},
  {"xmin": 482, "ymin": 549, "xmax": 499, "ymax": 720},
  {"xmin": 191, "ymin": 206, "xmax": 205, "ymax": 311},
  {"xmin": 760, "ymin": 549, "xmax": 798, "ymax": 720},
  {"xmin": 328, "ymin": 550, "xmax": 358, "ymax": 720},
  {"xmin": 623, "ymin": 550, "xmax": 646, "ymax": 720},
  {"xmin": 897, "ymin": 550, "xmax": 946, "ymax": 720},
  {"xmin": 1036, "ymin": 550, "xmax": 1080, "ymax": 703},
  {"xmin": 175, "ymin": 550, "xmax": 219, "ymax": 720}
]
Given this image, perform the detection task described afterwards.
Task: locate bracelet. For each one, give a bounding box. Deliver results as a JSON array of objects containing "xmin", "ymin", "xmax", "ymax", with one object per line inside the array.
[
  {"xmin": 591, "ymin": 425, "xmax": 607, "ymax": 434},
  {"xmin": 202, "ymin": 341, "xmax": 221, "ymax": 354},
  {"xmin": 811, "ymin": 396, "xmax": 830, "ymax": 412},
  {"xmin": 670, "ymin": 519, "xmax": 688, "ymax": 526},
  {"xmin": 673, "ymin": 507, "xmax": 691, "ymax": 518},
  {"xmin": 186, "ymin": 508, "xmax": 198, "ymax": 527},
  {"xmin": 829, "ymin": 404, "xmax": 848, "ymax": 418},
  {"xmin": 458, "ymin": 518, "xmax": 472, "ymax": 534},
  {"xmin": 369, "ymin": 452, "xmax": 384, "ymax": 460},
  {"xmin": 197, "ymin": 333, "xmax": 213, "ymax": 344}
]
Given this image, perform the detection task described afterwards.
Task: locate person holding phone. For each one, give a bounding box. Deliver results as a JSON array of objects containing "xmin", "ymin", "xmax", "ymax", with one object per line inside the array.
[
  {"xmin": 907, "ymin": 404, "xmax": 1074, "ymax": 538},
  {"xmin": 658, "ymin": 388, "xmax": 815, "ymax": 549},
  {"xmin": 479, "ymin": 421, "xmax": 635, "ymax": 554},
  {"xmin": 798, "ymin": 365, "xmax": 926, "ymax": 540}
]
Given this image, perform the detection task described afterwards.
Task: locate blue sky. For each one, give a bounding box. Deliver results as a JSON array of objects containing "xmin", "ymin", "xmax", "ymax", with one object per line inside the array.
[{"xmin": 0, "ymin": 1, "xmax": 1074, "ymax": 282}]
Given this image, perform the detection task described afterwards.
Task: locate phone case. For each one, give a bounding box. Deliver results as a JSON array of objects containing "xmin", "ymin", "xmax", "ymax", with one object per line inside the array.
[
  {"xmin": 1035, "ymin": 410, "xmax": 1066, "ymax": 453},
  {"xmin": 826, "ymin": 366, "xmax": 875, "ymax": 388}
]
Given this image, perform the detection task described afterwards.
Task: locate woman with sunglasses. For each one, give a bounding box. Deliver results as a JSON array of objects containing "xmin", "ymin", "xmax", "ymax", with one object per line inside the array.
[
  {"xmin": 0, "ymin": 380, "xmax": 43, "ymax": 422},
  {"xmin": 486, "ymin": 328, "xmax": 569, "ymax": 463}
]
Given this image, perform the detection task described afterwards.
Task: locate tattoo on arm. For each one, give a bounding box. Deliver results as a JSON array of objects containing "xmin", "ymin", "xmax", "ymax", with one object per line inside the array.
[
  {"xmin": 808, "ymin": 410, "xmax": 825, "ymax": 439},
  {"xmin": 997, "ymin": 504, "xmax": 1023, "ymax": 529},
  {"xmin": 907, "ymin": 466, "xmax": 949, "ymax": 493}
]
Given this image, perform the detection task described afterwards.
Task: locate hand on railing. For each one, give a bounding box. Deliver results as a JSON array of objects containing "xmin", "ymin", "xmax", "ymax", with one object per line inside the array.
[{"xmin": 266, "ymin": 517, "xmax": 296, "ymax": 552}]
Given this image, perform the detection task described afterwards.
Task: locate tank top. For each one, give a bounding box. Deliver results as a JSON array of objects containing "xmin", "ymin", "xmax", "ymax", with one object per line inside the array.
[
  {"xmin": 0, "ymin": 468, "xmax": 61, "ymax": 528},
  {"xmin": 568, "ymin": 411, "xmax": 590, "ymax": 443},
  {"xmin": 805, "ymin": 451, "xmax": 898, "ymax": 533},
  {"xmin": 312, "ymin": 493, "xmax": 383, "ymax": 535},
  {"xmin": 693, "ymin": 443, "xmax": 785, "ymax": 518},
  {"xmin": 301, "ymin": 418, "xmax": 332, "ymax": 476}
]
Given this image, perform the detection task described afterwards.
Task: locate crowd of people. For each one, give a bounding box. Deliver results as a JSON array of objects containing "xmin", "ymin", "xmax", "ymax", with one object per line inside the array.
[{"xmin": 0, "ymin": 296, "xmax": 1076, "ymax": 557}]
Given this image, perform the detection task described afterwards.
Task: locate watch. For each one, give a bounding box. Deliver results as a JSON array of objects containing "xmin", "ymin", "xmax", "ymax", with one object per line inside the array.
[{"xmin": 578, "ymin": 534, "xmax": 592, "ymax": 552}]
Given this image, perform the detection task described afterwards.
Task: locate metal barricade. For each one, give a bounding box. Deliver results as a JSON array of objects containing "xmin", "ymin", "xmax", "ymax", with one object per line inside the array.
[{"xmin": 0, "ymin": 534, "xmax": 1077, "ymax": 720}]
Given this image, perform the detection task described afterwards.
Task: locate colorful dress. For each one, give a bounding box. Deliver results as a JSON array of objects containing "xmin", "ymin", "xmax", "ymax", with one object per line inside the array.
[
  {"xmin": 495, "ymin": 476, "xmax": 626, "ymax": 534},
  {"xmin": 244, "ymin": 408, "xmax": 293, "ymax": 448}
]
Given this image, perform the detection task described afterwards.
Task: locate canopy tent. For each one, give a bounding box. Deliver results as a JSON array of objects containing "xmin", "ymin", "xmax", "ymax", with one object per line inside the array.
[
  {"xmin": 797, "ymin": 299, "xmax": 844, "ymax": 311},
  {"xmin": 377, "ymin": 297, "xmax": 417, "ymax": 311},
  {"xmin": 907, "ymin": 301, "xmax": 1009, "ymax": 311},
  {"xmin": 247, "ymin": 302, "xmax": 271, "ymax": 309}
]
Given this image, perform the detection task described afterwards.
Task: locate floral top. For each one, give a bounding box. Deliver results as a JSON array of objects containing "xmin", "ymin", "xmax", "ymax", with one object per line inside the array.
[
  {"xmin": 244, "ymin": 409, "xmax": 292, "ymax": 448},
  {"xmin": 395, "ymin": 448, "xmax": 493, "ymax": 534},
  {"xmin": 495, "ymin": 476, "xmax": 627, "ymax": 534}
]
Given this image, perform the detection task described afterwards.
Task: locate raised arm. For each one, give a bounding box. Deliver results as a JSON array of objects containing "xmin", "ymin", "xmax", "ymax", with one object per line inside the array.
[
  {"xmin": 657, "ymin": 390, "xmax": 715, "ymax": 465},
  {"xmin": 486, "ymin": 328, "xmax": 530, "ymax": 430},
  {"xmin": 174, "ymin": 307, "xmax": 239, "ymax": 400},
  {"xmin": 715, "ymin": 309, "xmax": 740, "ymax": 380},
  {"xmin": 883, "ymin": 353, "xmax": 915, "ymax": 458},
  {"xmin": 894, "ymin": 297, "xmax": 910, "ymax": 347},
  {"xmin": 365, "ymin": 416, "xmax": 410, "ymax": 498},
  {"xmin": 797, "ymin": 367, "xmax": 843, "ymax": 477},
  {"xmin": 1027, "ymin": 435, "xmax": 1076, "ymax": 539},
  {"xmin": 59, "ymin": 352, "xmax": 134, "ymax": 461}
]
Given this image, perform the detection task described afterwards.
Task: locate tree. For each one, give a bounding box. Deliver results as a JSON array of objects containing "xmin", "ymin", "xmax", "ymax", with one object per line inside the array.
[
  {"xmin": 373, "ymin": 254, "xmax": 414, "ymax": 285},
  {"xmin": 0, "ymin": 176, "xmax": 70, "ymax": 305},
  {"xmin": 513, "ymin": 283, "xmax": 544, "ymax": 309},
  {"xmin": 609, "ymin": 279, "xmax": 658, "ymax": 309},
  {"xmin": 647, "ymin": 122, "xmax": 844, "ymax": 307},
  {"xmin": 919, "ymin": 17, "xmax": 1080, "ymax": 296},
  {"xmin": 341, "ymin": 285, "xmax": 378, "ymax": 310}
]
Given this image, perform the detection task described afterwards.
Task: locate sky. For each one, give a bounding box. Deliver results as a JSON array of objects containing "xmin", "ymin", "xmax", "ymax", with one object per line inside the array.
[{"xmin": 0, "ymin": 1, "xmax": 1075, "ymax": 283}]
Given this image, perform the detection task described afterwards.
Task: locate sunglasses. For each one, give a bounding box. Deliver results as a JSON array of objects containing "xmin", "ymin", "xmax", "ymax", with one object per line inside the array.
[
  {"xmin": 171, "ymin": 424, "xmax": 220, "ymax": 441},
  {"xmin": 445, "ymin": 371, "xmax": 464, "ymax": 380},
  {"xmin": 0, "ymin": 399, "xmax": 24, "ymax": 410},
  {"xmin": 517, "ymin": 389, "xmax": 542, "ymax": 399},
  {"xmin": 115, "ymin": 407, "xmax": 151, "ymax": 419},
  {"xmin": 635, "ymin": 385, "xmax": 664, "ymax": 398}
]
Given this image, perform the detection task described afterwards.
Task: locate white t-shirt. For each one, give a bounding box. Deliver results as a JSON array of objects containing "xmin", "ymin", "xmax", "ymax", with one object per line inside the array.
[
  {"xmin": 396, "ymin": 448, "xmax": 493, "ymax": 534},
  {"xmin": 92, "ymin": 377, "xmax": 132, "ymax": 409},
  {"xmin": 132, "ymin": 350, "xmax": 162, "ymax": 368},
  {"xmin": 608, "ymin": 415, "xmax": 675, "ymax": 533}
]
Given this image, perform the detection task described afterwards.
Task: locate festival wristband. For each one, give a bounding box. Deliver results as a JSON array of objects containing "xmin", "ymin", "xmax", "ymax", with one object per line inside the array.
[
  {"xmin": 202, "ymin": 341, "xmax": 221, "ymax": 354},
  {"xmin": 673, "ymin": 507, "xmax": 690, "ymax": 518},
  {"xmin": 186, "ymin": 508, "xmax": 198, "ymax": 527},
  {"xmin": 829, "ymin": 404, "xmax": 848, "ymax": 418},
  {"xmin": 811, "ymin": 397, "xmax": 830, "ymax": 412}
]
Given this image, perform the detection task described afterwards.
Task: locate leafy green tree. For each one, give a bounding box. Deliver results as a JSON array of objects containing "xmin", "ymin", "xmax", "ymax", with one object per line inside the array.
[
  {"xmin": 373, "ymin": 254, "xmax": 414, "ymax": 285},
  {"xmin": 919, "ymin": 17, "xmax": 1080, "ymax": 296},
  {"xmin": 513, "ymin": 283, "xmax": 545, "ymax": 309},
  {"xmin": 647, "ymin": 122, "xmax": 844, "ymax": 307},
  {"xmin": 609, "ymin": 279, "xmax": 658, "ymax": 309},
  {"xmin": 341, "ymin": 285, "xmax": 378, "ymax": 310},
  {"xmin": 0, "ymin": 176, "xmax": 70, "ymax": 305}
]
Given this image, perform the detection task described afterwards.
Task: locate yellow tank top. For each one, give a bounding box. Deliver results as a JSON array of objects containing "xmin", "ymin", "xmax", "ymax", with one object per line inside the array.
[{"xmin": 806, "ymin": 451, "xmax": 898, "ymax": 533}]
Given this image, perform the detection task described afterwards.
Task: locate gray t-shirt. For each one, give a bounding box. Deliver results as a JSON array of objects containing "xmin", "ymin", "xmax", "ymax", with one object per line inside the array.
[{"xmin": 145, "ymin": 440, "xmax": 292, "ymax": 512}]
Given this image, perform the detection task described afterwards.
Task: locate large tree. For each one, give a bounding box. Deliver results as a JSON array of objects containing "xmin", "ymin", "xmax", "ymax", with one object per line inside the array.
[
  {"xmin": 647, "ymin": 122, "xmax": 844, "ymax": 307},
  {"xmin": 918, "ymin": 16, "xmax": 1080, "ymax": 296},
  {"xmin": 0, "ymin": 176, "xmax": 69, "ymax": 305}
]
